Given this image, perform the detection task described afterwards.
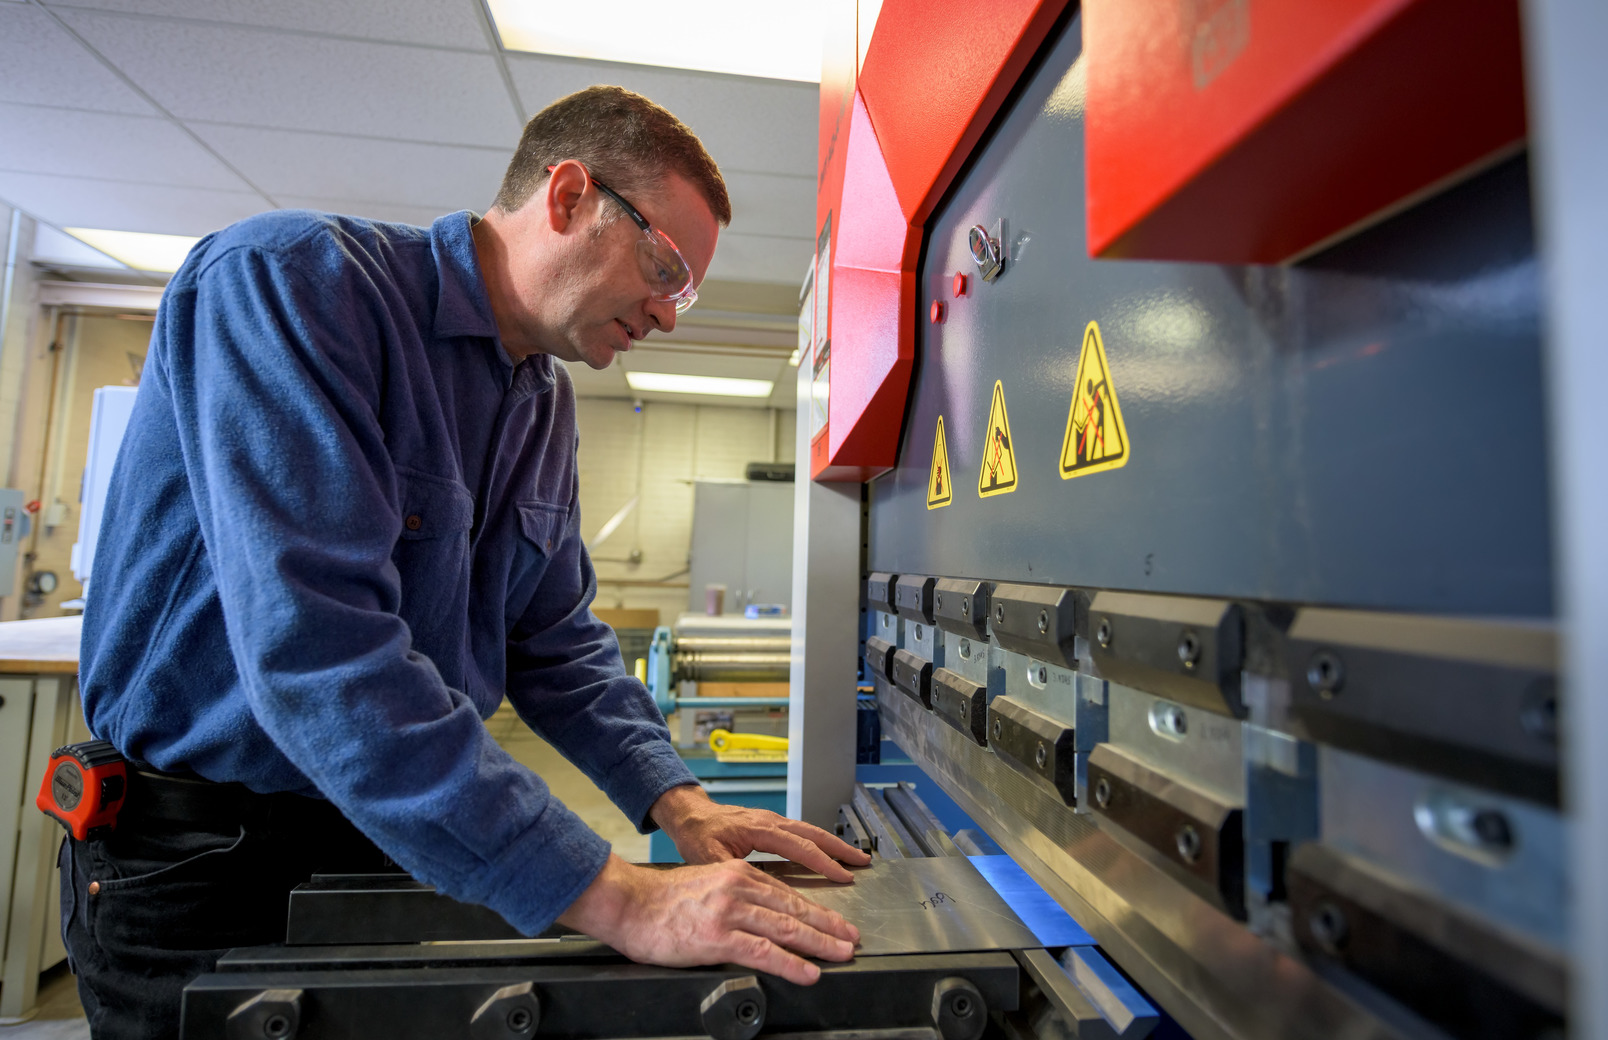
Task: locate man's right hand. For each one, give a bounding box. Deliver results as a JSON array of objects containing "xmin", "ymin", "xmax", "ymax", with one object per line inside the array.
[{"xmin": 556, "ymin": 854, "xmax": 860, "ymax": 985}]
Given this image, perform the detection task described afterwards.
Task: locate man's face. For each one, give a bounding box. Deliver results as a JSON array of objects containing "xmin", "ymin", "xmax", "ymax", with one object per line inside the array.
[{"xmin": 526, "ymin": 168, "xmax": 719, "ymax": 370}]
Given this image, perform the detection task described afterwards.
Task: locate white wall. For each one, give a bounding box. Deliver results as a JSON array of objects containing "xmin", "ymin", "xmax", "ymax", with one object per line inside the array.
[{"xmin": 574, "ymin": 398, "xmax": 795, "ymax": 623}]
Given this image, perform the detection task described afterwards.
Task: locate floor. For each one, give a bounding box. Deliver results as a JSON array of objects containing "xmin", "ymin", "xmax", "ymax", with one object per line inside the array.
[{"xmin": 0, "ymin": 708, "xmax": 651, "ymax": 1036}]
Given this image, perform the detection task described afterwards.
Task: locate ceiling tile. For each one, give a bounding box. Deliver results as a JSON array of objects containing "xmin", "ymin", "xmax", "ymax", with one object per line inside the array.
[
  {"xmin": 505, "ymin": 55, "xmax": 817, "ymax": 177},
  {"xmin": 704, "ymin": 232, "xmax": 812, "ymax": 286},
  {"xmin": 0, "ymin": 102, "xmax": 249, "ymax": 191},
  {"xmin": 724, "ymin": 170, "xmax": 815, "ymax": 240},
  {"xmin": 190, "ymin": 125, "xmax": 508, "ymax": 210},
  {"xmin": 42, "ymin": 0, "xmax": 489, "ymax": 50},
  {"xmin": 270, "ymin": 196, "xmax": 455, "ymax": 229},
  {"xmin": 0, "ymin": 171, "xmax": 266, "ymax": 236},
  {"xmin": 0, "ymin": 5, "xmax": 155, "ymax": 114},
  {"xmin": 57, "ymin": 10, "xmax": 521, "ymax": 147}
]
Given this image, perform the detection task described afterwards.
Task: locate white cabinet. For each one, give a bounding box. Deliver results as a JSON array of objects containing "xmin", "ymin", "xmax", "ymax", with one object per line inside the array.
[{"xmin": 687, "ymin": 481, "xmax": 795, "ymax": 615}]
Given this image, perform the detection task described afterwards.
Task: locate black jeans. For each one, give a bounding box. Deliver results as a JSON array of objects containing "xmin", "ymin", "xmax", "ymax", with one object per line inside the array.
[{"xmin": 60, "ymin": 783, "xmax": 392, "ymax": 1040}]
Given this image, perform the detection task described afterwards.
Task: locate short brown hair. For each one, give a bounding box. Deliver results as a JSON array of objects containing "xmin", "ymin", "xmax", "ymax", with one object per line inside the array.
[{"xmin": 494, "ymin": 85, "xmax": 732, "ymax": 226}]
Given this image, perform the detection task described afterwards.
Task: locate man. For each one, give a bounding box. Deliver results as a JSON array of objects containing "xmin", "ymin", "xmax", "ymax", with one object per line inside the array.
[{"xmin": 64, "ymin": 85, "xmax": 869, "ymax": 1040}]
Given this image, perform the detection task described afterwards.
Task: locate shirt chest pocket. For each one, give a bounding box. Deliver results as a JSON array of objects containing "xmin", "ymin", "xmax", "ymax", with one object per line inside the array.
[
  {"xmin": 397, "ymin": 471, "xmax": 475, "ymax": 542},
  {"xmin": 516, "ymin": 501, "xmax": 568, "ymax": 557}
]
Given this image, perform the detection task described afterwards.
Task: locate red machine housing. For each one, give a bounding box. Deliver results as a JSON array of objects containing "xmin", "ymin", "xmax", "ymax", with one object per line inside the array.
[
  {"xmin": 809, "ymin": 0, "xmax": 1069, "ymax": 481},
  {"xmin": 1083, "ymin": 0, "xmax": 1528, "ymax": 263},
  {"xmin": 811, "ymin": 0, "xmax": 1526, "ymax": 481}
]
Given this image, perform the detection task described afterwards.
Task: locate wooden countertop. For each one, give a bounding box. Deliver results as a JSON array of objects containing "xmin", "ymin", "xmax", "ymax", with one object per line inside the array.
[{"xmin": 0, "ymin": 615, "xmax": 81, "ymax": 673}]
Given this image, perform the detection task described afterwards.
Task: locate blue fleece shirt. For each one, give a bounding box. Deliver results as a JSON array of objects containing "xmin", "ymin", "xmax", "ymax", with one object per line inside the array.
[{"xmin": 79, "ymin": 209, "xmax": 697, "ymax": 935}]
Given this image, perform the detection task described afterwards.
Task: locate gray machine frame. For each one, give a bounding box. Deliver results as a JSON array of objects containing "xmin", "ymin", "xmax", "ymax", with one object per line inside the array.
[{"xmin": 790, "ymin": 5, "xmax": 1604, "ymax": 1039}]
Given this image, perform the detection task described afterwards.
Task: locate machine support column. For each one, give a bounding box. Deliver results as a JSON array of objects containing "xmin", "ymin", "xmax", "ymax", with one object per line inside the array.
[
  {"xmin": 787, "ymin": 362, "xmax": 862, "ymax": 826},
  {"xmin": 1523, "ymin": 2, "xmax": 1608, "ymax": 1037}
]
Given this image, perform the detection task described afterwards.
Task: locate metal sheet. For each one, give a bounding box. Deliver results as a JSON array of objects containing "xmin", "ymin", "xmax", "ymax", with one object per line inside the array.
[
  {"xmin": 762, "ymin": 857, "xmax": 1042, "ymax": 956},
  {"xmin": 967, "ymin": 856, "xmax": 1095, "ymax": 948},
  {"xmin": 867, "ymin": 12, "xmax": 1551, "ymax": 618}
]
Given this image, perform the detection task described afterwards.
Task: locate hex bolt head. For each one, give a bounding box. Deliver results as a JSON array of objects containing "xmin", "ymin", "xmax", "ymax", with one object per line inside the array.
[
  {"xmin": 1175, "ymin": 824, "xmax": 1202, "ymax": 864},
  {"xmin": 931, "ymin": 977, "xmax": 986, "ymax": 1040},
  {"xmin": 1093, "ymin": 777, "xmax": 1112, "ymax": 809},
  {"xmin": 1309, "ymin": 901, "xmax": 1349, "ymax": 955},
  {"xmin": 1472, "ymin": 809, "xmax": 1514, "ymax": 850},
  {"xmin": 469, "ymin": 983, "xmax": 540, "ymax": 1040},
  {"xmin": 226, "ymin": 989, "xmax": 303, "ymax": 1040},
  {"xmin": 1037, "ymin": 609, "xmax": 1048, "ymax": 633},
  {"xmin": 1177, "ymin": 630, "xmax": 1201, "ymax": 669},
  {"xmin": 1096, "ymin": 618, "xmax": 1113, "ymax": 648},
  {"xmin": 1307, "ymin": 650, "xmax": 1345, "ymax": 698},
  {"xmin": 700, "ymin": 976, "xmax": 766, "ymax": 1040}
]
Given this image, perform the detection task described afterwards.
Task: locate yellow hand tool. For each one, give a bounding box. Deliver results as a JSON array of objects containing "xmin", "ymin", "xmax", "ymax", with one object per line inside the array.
[{"xmin": 708, "ymin": 729, "xmax": 789, "ymax": 763}]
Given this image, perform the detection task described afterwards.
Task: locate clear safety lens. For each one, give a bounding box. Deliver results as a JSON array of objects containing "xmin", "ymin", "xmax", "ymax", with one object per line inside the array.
[{"xmin": 635, "ymin": 231, "xmax": 697, "ymax": 314}]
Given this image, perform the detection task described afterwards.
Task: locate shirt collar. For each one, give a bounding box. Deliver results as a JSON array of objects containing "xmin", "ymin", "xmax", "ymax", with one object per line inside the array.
[
  {"xmin": 430, "ymin": 210, "xmax": 556, "ymax": 391},
  {"xmin": 430, "ymin": 210, "xmax": 500, "ymax": 341}
]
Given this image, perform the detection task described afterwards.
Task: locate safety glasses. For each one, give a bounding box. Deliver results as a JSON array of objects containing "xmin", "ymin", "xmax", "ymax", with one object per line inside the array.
[{"xmin": 549, "ymin": 165, "xmax": 699, "ymax": 314}]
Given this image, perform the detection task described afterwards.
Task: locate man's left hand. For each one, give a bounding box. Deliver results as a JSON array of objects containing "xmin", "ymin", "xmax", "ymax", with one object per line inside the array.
[{"xmin": 650, "ymin": 785, "xmax": 872, "ymax": 882}]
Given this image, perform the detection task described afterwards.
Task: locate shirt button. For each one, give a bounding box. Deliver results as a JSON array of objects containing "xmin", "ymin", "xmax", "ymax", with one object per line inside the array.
[
  {"xmin": 405, "ymin": 515, "xmax": 423, "ymax": 531},
  {"xmin": 88, "ymin": 881, "xmax": 101, "ymax": 895}
]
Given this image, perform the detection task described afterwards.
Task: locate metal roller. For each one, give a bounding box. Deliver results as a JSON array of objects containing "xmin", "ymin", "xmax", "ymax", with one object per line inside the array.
[
  {"xmin": 671, "ymin": 652, "xmax": 791, "ymax": 683},
  {"xmin": 672, "ymin": 637, "xmax": 793, "ymax": 655},
  {"xmin": 671, "ymin": 613, "xmax": 791, "ymax": 639}
]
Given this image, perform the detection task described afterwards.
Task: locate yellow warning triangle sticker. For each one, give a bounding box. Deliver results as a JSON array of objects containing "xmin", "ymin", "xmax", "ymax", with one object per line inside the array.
[
  {"xmin": 977, "ymin": 380, "xmax": 1018, "ymax": 498},
  {"xmin": 1060, "ymin": 321, "xmax": 1130, "ymax": 479},
  {"xmin": 927, "ymin": 416, "xmax": 952, "ymax": 510}
]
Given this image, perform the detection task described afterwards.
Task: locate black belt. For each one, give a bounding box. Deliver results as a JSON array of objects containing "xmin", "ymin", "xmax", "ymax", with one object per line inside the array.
[{"xmin": 123, "ymin": 768, "xmax": 345, "ymax": 832}]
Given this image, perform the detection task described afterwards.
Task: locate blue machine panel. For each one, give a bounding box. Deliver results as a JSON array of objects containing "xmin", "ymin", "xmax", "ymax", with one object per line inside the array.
[{"xmin": 869, "ymin": 15, "xmax": 1551, "ymax": 618}]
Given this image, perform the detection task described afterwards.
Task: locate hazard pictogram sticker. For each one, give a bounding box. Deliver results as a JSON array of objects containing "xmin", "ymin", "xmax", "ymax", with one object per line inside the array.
[
  {"xmin": 927, "ymin": 416, "xmax": 952, "ymax": 510},
  {"xmin": 1060, "ymin": 321, "xmax": 1130, "ymax": 480},
  {"xmin": 977, "ymin": 380, "xmax": 1018, "ymax": 498}
]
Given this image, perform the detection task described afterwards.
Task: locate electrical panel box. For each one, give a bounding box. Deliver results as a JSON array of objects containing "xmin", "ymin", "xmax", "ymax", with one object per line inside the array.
[{"xmin": 0, "ymin": 487, "xmax": 27, "ymax": 595}]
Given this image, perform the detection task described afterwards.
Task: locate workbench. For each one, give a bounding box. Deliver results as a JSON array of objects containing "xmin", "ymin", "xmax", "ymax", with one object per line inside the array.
[{"xmin": 0, "ymin": 615, "xmax": 85, "ymax": 1020}]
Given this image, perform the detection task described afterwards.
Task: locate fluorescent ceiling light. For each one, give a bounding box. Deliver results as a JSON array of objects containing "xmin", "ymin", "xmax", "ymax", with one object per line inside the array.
[
  {"xmin": 487, "ymin": 0, "xmax": 821, "ymax": 82},
  {"xmin": 625, "ymin": 371, "xmax": 774, "ymax": 397},
  {"xmin": 65, "ymin": 228, "xmax": 201, "ymax": 273}
]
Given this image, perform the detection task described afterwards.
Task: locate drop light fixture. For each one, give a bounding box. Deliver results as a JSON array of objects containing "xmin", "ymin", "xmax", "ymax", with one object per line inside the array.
[
  {"xmin": 486, "ymin": 0, "xmax": 821, "ymax": 83},
  {"xmin": 65, "ymin": 228, "xmax": 201, "ymax": 273},
  {"xmin": 624, "ymin": 372, "xmax": 775, "ymax": 398}
]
